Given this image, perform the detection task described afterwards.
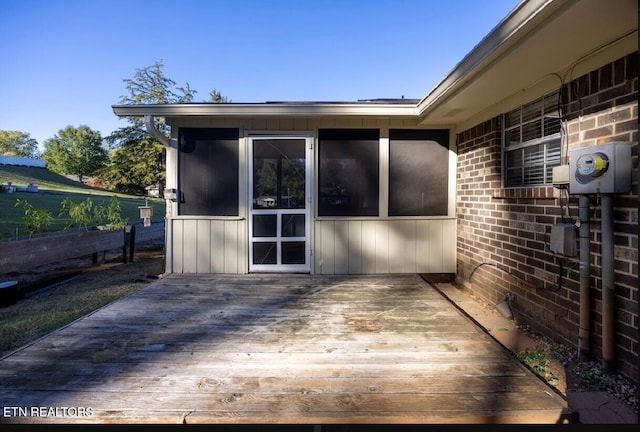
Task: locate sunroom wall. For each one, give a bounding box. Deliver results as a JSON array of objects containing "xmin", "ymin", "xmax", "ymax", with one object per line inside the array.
[
  {"xmin": 456, "ymin": 53, "xmax": 638, "ymax": 380},
  {"xmin": 164, "ymin": 116, "xmax": 458, "ymax": 276}
]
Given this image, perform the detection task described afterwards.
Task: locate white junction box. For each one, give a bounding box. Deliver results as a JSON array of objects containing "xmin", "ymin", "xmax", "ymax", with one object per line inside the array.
[
  {"xmin": 550, "ymin": 223, "xmax": 577, "ymax": 257},
  {"xmin": 569, "ymin": 142, "xmax": 632, "ymax": 194}
]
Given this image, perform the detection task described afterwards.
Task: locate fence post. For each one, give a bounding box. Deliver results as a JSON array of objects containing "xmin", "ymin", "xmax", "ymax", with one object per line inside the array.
[{"xmin": 129, "ymin": 225, "xmax": 136, "ymax": 262}]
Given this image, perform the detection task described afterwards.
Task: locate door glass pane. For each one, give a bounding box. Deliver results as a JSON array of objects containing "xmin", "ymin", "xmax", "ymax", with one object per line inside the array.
[
  {"xmin": 253, "ymin": 215, "xmax": 277, "ymax": 237},
  {"xmin": 282, "ymin": 241, "xmax": 305, "ymax": 264},
  {"xmin": 282, "ymin": 214, "xmax": 305, "ymax": 237},
  {"xmin": 253, "ymin": 242, "xmax": 277, "ymax": 264},
  {"xmin": 253, "ymin": 139, "xmax": 305, "ymax": 209}
]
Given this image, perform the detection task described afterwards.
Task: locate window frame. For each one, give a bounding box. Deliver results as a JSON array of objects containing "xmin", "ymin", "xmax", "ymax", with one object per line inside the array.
[
  {"xmin": 317, "ymin": 129, "xmax": 380, "ymax": 217},
  {"xmin": 177, "ymin": 127, "xmax": 240, "ymax": 216},
  {"xmin": 502, "ymin": 92, "xmax": 562, "ymax": 188},
  {"xmin": 388, "ymin": 129, "xmax": 450, "ymax": 217}
]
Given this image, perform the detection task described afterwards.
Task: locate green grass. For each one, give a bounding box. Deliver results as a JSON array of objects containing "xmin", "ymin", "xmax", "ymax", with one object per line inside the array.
[
  {"xmin": 0, "ymin": 165, "xmax": 164, "ymax": 240},
  {"xmin": 0, "ymin": 245, "xmax": 164, "ymax": 357}
]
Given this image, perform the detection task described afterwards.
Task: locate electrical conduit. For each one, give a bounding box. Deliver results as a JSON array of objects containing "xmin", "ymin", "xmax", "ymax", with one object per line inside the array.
[
  {"xmin": 601, "ymin": 194, "xmax": 615, "ymax": 371},
  {"xmin": 578, "ymin": 195, "xmax": 590, "ymax": 360}
]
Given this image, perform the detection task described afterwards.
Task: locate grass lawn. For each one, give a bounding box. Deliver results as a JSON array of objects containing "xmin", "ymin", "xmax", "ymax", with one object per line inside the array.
[
  {"xmin": 1, "ymin": 165, "xmax": 164, "ymax": 240},
  {"xmin": 0, "ymin": 243, "xmax": 164, "ymax": 358}
]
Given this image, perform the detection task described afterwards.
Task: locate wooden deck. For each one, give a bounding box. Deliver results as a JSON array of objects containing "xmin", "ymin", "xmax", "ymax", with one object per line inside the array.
[{"xmin": 0, "ymin": 274, "xmax": 572, "ymax": 424}]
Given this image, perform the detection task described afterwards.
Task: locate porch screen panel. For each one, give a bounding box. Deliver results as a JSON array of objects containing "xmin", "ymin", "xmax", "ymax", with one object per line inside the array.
[
  {"xmin": 318, "ymin": 129, "xmax": 379, "ymax": 216},
  {"xmin": 389, "ymin": 129, "xmax": 449, "ymax": 216},
  {"xmin": 178, "ymin": 128, "xmax": 239, "ymax": 216}
]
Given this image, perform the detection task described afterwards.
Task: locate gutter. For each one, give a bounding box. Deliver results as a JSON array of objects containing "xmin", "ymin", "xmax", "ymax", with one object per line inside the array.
[{"xmin": 114, "ymin": 102, "xmax": 418, "ymax": 118}]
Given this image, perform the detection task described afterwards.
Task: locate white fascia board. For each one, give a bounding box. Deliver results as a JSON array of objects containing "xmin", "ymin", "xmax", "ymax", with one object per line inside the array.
[
  {"xmin": 112, "ymin": 103, "xmax": 419, "ymax": 118},
  {"xmin": 416, "ymin": 0, "xmax": 568, "ymax": 118}
]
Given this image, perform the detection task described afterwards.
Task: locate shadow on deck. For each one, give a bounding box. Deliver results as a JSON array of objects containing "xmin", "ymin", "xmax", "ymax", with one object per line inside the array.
[{"xmin": 0, "ymin": 274, "xmax": 572, "ymax": 424}]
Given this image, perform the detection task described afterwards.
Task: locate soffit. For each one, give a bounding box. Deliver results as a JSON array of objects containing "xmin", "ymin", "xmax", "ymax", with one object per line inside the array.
[{"xmin": 417, "ymin": 0, "xmax": 638, "ymax": 129}]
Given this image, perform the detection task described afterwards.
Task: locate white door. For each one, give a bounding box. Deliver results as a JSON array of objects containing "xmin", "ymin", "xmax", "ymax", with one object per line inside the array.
[{"xmin": 249, "ymin": 137, "xmax": 311, "ymax": 272}]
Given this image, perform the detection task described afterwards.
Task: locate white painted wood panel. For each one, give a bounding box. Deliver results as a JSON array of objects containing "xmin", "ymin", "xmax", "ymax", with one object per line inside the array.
[
  {"xmin": 196, "ymin": 220, "xmax": 211, "ymax": 273},
  {"xmin": 315, "ymin": 218, "xmax": 456, "ymax": 275},
  {"xmin": 170, "ymin": 218, "xmax": 246, "ymax": 274},
  {"xmin": 210, "ymin": 221, "xmax": 225, "ymax": 273},
  {"xmin": 182, "ymin": 220, "xmax": 198, "ymax": 273},
  {"xmin": 375, "ymin": 221, "xmax": 389, "ymax": 273},
  {"xmin": 348, "ymin": 220, "xmax": 362, "ymax": 274},
  {"xmin": 172, "ymin": 220, "xmax": 184, "ymax": 274}
]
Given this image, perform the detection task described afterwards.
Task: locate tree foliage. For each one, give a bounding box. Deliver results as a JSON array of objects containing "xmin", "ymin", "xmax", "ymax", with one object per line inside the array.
[
  {"xmin": 0, "ymin": 130, "xmax": 39, "ymax": 158},
  {"xmin": 104, "ymin": 59, "xmax": 229, "ymax": 194},
  {"xmin": 41, "ymin": 125, "xmax": 107, "ymax": 182}
]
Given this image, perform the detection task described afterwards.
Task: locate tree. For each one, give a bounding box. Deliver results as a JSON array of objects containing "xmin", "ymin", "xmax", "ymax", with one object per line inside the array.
[
  {"xmin": 104, "ymin": 60, "xmax": 229, "ymax": 194},
  {"xmin": 42, "ymin": 125, "xmax": 107, "ymax": 182},
  {"xmin": 208, "ymin": 89, "xmax": 230, "ymax": 103},
  {"xmin": 0, "ymin": 130, "xmax": 39, "ymax": 158}
]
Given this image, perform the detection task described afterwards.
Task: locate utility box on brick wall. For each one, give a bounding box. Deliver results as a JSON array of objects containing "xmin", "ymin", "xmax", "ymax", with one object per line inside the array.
[{"xmin": 569, "ymin": 142, "xmax": 632, "ymax": 195}]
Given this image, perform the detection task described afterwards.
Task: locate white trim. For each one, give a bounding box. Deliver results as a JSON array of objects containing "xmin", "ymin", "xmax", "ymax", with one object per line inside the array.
[{"xmin": 248, "ymin": 136, "xmax": 312, "ymax": 273}]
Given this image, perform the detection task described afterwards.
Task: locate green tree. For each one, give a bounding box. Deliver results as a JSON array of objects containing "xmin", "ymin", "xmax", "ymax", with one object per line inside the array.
[
  {"xmin": 0, "ymin": 130, "xmax": 39, "ymax": 157},
  {"xmin": 103, "ymin": 60, "xmax": 203, "ymax": 194},
  {"xmin": 208, "ymin": 89, "xmax": 230, "ymax": 103},
  {"xmin": 42, "ymin": 125, "xmax": 107, "ymax": 182}
]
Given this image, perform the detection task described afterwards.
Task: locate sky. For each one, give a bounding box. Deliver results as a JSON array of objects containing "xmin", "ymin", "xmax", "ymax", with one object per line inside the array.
[{"xmin": 0, "ymin": 0, "xmax": 520, "ymax": 150}]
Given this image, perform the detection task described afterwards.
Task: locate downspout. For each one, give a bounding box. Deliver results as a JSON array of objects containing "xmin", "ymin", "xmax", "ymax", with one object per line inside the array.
[
  {"xmin": 144, "ymin": 115, "xmax": 171, "ymax": 147},
  {"xmin": 578, "ymin": 195, "xmax": 590, "ymax": 360},
  {"xmin": 601, "ymin": 194, "xmax": 615, "ymax": 371}
]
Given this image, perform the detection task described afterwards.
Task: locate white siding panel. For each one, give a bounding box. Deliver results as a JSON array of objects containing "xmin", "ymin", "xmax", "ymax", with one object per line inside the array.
[
  {"xmin": 172, "ymin": 220, "xmax": 184, "ymax": 273},
  {"xmin": 210, "ymin": 221, "xmax": 225, "ymax": 273},
  {"xmin": 224, "ymin": 220, "xmax": 239, "ymax": 273},
  {"xmin": 389, "ymin": 220, "xmax": 416, "ymax": 273},
  {"xmin": 416, "ymin": 220, "xmax": 430, "ymax": 273},
  {"xmin": 348, "ymin": 220, "xmax": 362, "ymax": 274},
  {"xmin": 319, "ymin": 221, "xmax": 335, "ymax": 274},
  {"xmin": 334, "ymin": 221, "xmax": 349, "ymax": 274},
  {"xmin": 197, "ymin": 220, "xmax": 211, "ymax": 273},
  {"xmin": 361, "ymin": 221, "xmax": 376, "ymax": 274},
  {"xmin": 183, "ymin": 220, "xmax": 198, "ymax": 273},
  {"xmin": 443, "ymin": 219, "xmax": 457, "ymax": 272},
  {"xmin": 375, "ymin": 221, "xmax": 389, "ymax": 273},
  {"xmin": 428, "ymin": 219, "xmax": 444, "ymax": 273}
]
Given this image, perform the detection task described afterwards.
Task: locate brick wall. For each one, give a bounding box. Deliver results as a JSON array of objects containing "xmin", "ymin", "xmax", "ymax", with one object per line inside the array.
[{"xmin": 456, "ymin": 53, "xmax": 638, "ymax": 380}]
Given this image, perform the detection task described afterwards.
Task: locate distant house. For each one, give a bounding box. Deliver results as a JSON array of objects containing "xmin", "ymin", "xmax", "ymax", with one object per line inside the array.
[
  {"xmin": 113, "ymin": 0, "xmax": 638, "ymax": 380},
  {"xmin": 0, "ymin": 155, "xmax": 45, "ymax": 168},
  {"xmin": 145, "ymin": 183, "xmax": 161, "ymax": 198}
]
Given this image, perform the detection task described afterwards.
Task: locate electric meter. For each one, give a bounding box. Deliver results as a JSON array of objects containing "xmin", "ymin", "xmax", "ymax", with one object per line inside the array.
[
  {"xmin": 575, "ymin": 152, "xmax": 609, "ymax": 183},
  {"xmin": 569, "ymin": 142, "xmax": 631, "ymax": 194}
]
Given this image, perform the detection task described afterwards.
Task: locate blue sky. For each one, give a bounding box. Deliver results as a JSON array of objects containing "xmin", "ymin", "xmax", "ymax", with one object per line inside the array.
[{"xmin": 0, "ymin": 0, "xmax": 520, "ymax": 149}]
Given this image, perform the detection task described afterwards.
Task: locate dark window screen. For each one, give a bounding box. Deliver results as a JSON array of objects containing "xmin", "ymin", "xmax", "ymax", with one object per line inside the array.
[
  {"xmin": 178, "ymin": 128, "xmax": 239, "ymax": 216},
  {"xmin": 389, "ymin": 129, "xmax": 449, "ymax": 216},
  {"xmin": 318, "ymin": 129, "xmax": 379, "ymax": 216}
]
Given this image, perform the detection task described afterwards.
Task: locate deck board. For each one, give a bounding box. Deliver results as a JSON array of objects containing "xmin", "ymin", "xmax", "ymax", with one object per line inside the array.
[{"xmin": 0, "ymin": 274, "xmax": 571, "ymax": 424}]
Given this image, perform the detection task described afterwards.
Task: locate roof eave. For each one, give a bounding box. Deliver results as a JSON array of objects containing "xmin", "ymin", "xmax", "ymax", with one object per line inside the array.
[
  {"xmin": 112, "ymin": 103, "xmax": 420, "ymax": 118},
  {"xmin": 416, "ymin": 0, "xmax": 564, "ymax": 117}
]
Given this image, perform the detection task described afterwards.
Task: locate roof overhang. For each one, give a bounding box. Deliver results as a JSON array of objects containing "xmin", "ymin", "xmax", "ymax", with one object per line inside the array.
[
  {"xmin": 112, "ymin": 0, "xmax": 637, "ymax": 131},
  {"xmin": 417, "ymin": 0, "xmax": 638, "ymax": 129},
  {"xmin": 112, "ymin": 102, "xmax": 419, "ymax": 118}
]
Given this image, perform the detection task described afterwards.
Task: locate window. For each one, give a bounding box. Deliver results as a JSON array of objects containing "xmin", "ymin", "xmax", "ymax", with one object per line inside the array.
[
  {"xmin": 318, "ymin": 129, "xmax": 379, "ymax": 216},
  {"xmin": 503, "ymin": 92, "xmax": 561, "ymax": 187},
  {"xmin": 389, "ymin": 129, "xmax": 449, "ymax": 216},
  {"xmin": 178, "ymin": 128, "xmax": 239, "ymax": 216}
]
